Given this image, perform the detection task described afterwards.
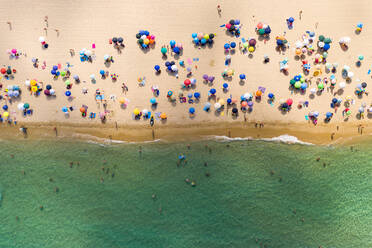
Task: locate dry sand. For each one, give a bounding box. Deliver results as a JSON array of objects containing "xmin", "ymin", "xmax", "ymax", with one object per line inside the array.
[{"xmin": 1, "ymin": 0, "xmax": 372, "ymax": 143}]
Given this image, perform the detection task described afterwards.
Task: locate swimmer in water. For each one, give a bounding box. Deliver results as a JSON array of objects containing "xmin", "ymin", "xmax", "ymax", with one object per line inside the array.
[
  {"xmin": 69, "ymin": 162, "xmax": 73, "ymax": 168},
  {"xmin": 204, "ymin": 162, "xmax": 208, "ymax": 167},
  {"xmin": 100, "ymin": 177, "xmax": 104, "ymax": 184},
  {"xmin": 152, "ymin": 194, "xmax": 157, "ymax": 200}
]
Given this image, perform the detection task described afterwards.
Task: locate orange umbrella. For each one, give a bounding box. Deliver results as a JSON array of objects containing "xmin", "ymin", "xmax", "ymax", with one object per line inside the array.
[
  {"xmin": 160, "ymin": 113, "xmax": 167, "ymax": 119},
  {"xmin": 255, "ymin": 90, "xmax": 262, "ymax": 97}
]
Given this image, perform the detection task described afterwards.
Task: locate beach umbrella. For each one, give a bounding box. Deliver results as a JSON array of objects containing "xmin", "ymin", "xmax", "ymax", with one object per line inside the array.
[
  {"xmin": 154, "ymin": 65, "xmax": 160, "ymax": 71},
  {"xmin": 142, "ymin": 109, "xmax": 149, "ymax": 115},
  {"xmin": 209, "ymin": 88, "xmax": 216, "ymax": 95},
  {"xmin": 184, "ymin": 79, "xmax": 191, "ymax": 86},
  {"xmin": 17, "ymin": 103, "xmax": 24, "ymax": 110},
  {"xmin": 23, "ymin": 103, "xmax": 30, "ymax": 109},
  {"xmin": 150, "ymin": 98, "xmax": 157, "ymax": 104},
  {"xmin": 208, "ymin": 76, "xmax": 215, "ymax": 82},
  {"xmin": 332, "ymin": 98, "xmax": 338, "ymax": 104},
  {"xmin": 223, "ymin": 83, "xmax": 228, "ymax": 89},
  {"xmin": 241, "ymin": 101, "xmax": 248, "ymax": 107},
  {"xmin": 194, "ymin": 92, "xmax": 200, "ymax": 98},
  {"xmin": 214, "ymin": 102, "xmax": 221, "ymax": 109},
  {"xmin": 160, "ymin": 113, "xmax": 167, "ymax": 119},
  {"xmin": 119, "ymin": 97, "xmax": 126, "ymax": 104},
  {"xmin": 318, "ymin": 83, "xmax": 324, "ymax": 90},
  {"xmin": 65, "ymin": 91, "xmax": 71, "ymax": 96},
  {"xmin": 62, "ymin": 107, "xmax": 68, "ymax": 112},
  {"xmin": 232, "ymin": 108, "xmax": 238, "ymax": 114},
  {"xmin": 161, "ymin": 47, "xmax": 167, "ymax": 54},
  {"xmin": 230, "ymin": 42, "xmax": 236, "ymax": 48},
  {"xmin": 255, "ymin": 90, "xmax": 262, "ymax": 97},
  {"xmin": 239, "ymin": 74, "xmax": 246, "ymax": 80},
  {"xmin": 294, "ymin": 81, "xmax": 301, "ymax": 89},
  {"xmin": 46, "ymin": 84, "xmax": 52, "ymax": 90},
  {"xmin": 286, "ymin": 98, "xmax": 293, "ymax": 106},
  {"xmin": 301, "ymin": 83, "xmax": 308, "ymax": 90},
  {"xmin": 3, "ymin": 112, "xmax": 9, "ymax": 118},
  {"xmin": 171, "ymin": 65, "xmax": 178, "ymax": 72},
  {"xmin": 65, "ymin": 80, "xmax": 71, "ymax": 85},
  {"xmin": 218, "ymin": 99, "xmax": 225, "ymax": 105},
  {"xmin": 339, "ymin": 82, "xmax": 346, "ymax": 89},
  {"xmin": 170, "ymin": 40, "xmax": 176, "ymax": 47},
  {"xmin": 100, "ymin": 70, "xmax": 105, "ymax": 75},
  {"xmin": 204, "ymin": 102, "xmax": 211, "ymax": 109},
  {"xmin": 189, "ymin": 107, "xmax": 195, "ymax": 114},
  {"xmin": 224, "ymin": 43, "xmax": 230, "ymax": 49},
  {"xmin": 359, "ymin": 107, "xmax": 364, "ymax": 113},
  {"xmin": 249, "ymin": 39, "xmax": 256, "ymax": 46},
  {"xmin": 118, "ymin": 37, "xmax": 123, "ymax": 43},
  {"xmin": 2, "ymin": 105, "xmax": 8, "ymax": 110},
  {"xmin": 247, "ymin": 101, "xmax": 253, "ymax": 107},
  {"xmin": 44, "ymin": 89, "xmax": 50, "ymax": 95},
  {"xmin": 362, "ymin": 82, "xmax": 367, "ymax": 88},
  {"xmin": 326, "ymin": 112, "xmax": 333, "ymax": 118},
  {"xmin": 133, "ymin": 108, "xmax": 140, "ymax": 116},
  {"xmin": 310, "ymin": 88, "xmax": 317, "ymax": 94},
  {"xmin": 347, "ymin": 71, "xmax": 354, "ymax": 78},
  {"xmin": 49, "ymin": 89, "xmax": 55, "ymax": 95},
  {"xmin": 0, "ymin": 68, "xmax": 6, "ymax": 74},
  {"xmin": 268, "ymin": 93, "xmax": 274, "ymax": 99}
]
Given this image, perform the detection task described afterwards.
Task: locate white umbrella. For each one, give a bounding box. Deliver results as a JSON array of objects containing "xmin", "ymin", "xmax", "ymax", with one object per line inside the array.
[
  {"xmin": 85, "ymin": 50, "xmax": 92, "ymax": 57},
  {"xmin": 310, "ymin": 88, "xmax": 317, "ymax": 94},
  {"xmin": 25, "ymin": 80, "xmax": 30, "ymax": 87},
  {"xmin": 339, "ymin": 82, "xmax": 346, "ymax": 89},
  {"xmin": 17, "ymin": 103, "xmax": 24, "ymax": 110},
  {"xmin": 343, "ymin": 65, "xmax": 350, "ymax": 71},
  {"xmin": 103, "ymin": 54, "xmax": 110, "ymax": 61},
  {"xmin": 171, "ymin": 65, "xmax": 178, "ymax": 72},
  {"xmin": 39, "ymin": 36, "xmax": 45, "ymax": 42},
  {"xmin": 214, "ymin": 102, "xmax": 221, "ymax": 109},
  {"xmin": 295, "ymin": 41, "xmax": 303, "ymax": 48},
  {"xmin": 347, "ymin": 71, "xmax": 354, "ymax": 78},
  {"xmin": 142, "ymin": 109, "xmax": 149, "ymax": 115},
  {"xmin": 318, "ymin": 41, "xmax": 324, "ymax": 48},
  {"xmin": 90, "ymin": 74, "xmax": 95, "ymax": 80},
  {"xmin": 49, "ymin": 89, "xmax": 55, "ymax": 95}
]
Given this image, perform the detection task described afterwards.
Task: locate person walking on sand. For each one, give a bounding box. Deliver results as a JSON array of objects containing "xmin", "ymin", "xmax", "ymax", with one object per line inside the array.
[
  {"xmin": 6, "ymin": 21, "xmax": 12, "ymax": 30},
  {"xmin": 217, "ymin": 5, "xmax": 222, "ymax": 16}
]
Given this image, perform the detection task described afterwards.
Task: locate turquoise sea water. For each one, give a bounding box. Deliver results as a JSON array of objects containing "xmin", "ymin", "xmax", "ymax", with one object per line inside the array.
[{"xmin": 0, "ymin": 138, "xmax": 372, "ymax": 248}]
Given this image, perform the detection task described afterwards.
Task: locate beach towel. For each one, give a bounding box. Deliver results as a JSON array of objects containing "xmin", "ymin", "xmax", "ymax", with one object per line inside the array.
[{"xmin": 96, "ymin": 95, "xmax": 104, "ymax": 100}]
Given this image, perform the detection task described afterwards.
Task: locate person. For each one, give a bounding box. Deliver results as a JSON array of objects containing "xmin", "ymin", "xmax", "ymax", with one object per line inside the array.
[
  {"xmin": 44, "ymin": 16, "xmax": 48, "ymax": 27},
  {"xmin": 122, "ymin": 83, "xmax": 128, "ymax": 93},
  {"xmin": 54, "ymin": 29, "xmax": 59, "ymax": 36},
  {"xmin": 217, "ymin": 5, "xmax": 222, "ymax": 16},
  {"xmin": 299, "ymin": 10, "xmax": 303, "ymax": 20},
  {"xmin": 6, "ymin": 21, "xmax": 12, "ymax": 30}
]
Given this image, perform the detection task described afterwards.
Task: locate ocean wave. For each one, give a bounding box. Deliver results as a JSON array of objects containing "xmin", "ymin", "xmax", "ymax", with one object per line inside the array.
[
  {"xmin": 71, "ymin": 133, "xmax": 162, "ymax": 145},
  {"xmin": 207, "ymin": 135, "xmax": 312, "ymax": 145}
]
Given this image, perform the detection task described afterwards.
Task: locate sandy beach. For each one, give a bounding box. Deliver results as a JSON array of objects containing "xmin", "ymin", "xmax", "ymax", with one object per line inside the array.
[{"xmin": 1, "ymin": 0, "xmax": 372, "ymax": 143}]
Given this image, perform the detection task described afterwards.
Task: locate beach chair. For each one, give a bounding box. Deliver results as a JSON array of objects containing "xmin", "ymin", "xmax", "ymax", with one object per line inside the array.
[{"xmin": 89, "ymin": 112, "xmax": 96, "ymax": 119}]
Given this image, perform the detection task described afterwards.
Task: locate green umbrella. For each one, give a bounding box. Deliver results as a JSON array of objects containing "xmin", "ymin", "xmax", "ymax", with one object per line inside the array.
[
  {"xmin": 318, "ymin": 83, "xmax": 324, "ymax": 89},
  {"xmin": 65, "ymin": 80, "xmax": 71, "ymax": 85},
  {"xmin": 61, "ymin": 71, "xmax": 66, "ymax": 77},
  {"xmin": 258, "ymin": 28, "xmax": 265, "ymax": 35},
  {"xmin": 358, "ymin": 55, "xmax": 364, "ymax": 61},
  {"xmin": 294, "ymin": 81, "xmax": 301, "ymax": 89},
  {"xmin": 324, "ymin": 38, "xmax": 332, "ymax": 44},
  {"xmin": 318, "ymin": 35, "xmax": 325, "ymax": 41},
  {"xmin": 24, "ymin": 103, "xmax": 30, "ymax": 109},
  {"xmin": 161, "ymin": 47, "xmax": 167, "ymax": 54},
  {"xmin": 290, "ymin": 79, "xmax": 296, "ymax": 85}
]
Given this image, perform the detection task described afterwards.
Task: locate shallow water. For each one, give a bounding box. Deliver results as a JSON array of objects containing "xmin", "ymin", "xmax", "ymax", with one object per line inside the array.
[{"xmin": 0, "ymin": 139, "xmax": 371, "ymax": 248}]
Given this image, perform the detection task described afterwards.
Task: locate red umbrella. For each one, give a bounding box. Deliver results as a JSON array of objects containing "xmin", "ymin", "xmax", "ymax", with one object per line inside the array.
[
  {"xmin": 286, "ymin": 98, "xmax": 293, "ymax": 106},
  {"xmin": 0, "ymin": 68, "xmax": 6, "ymax": 74},
  {"xmin": 184, "ymin": 79, "xmax": 191, "ymax": 86}
]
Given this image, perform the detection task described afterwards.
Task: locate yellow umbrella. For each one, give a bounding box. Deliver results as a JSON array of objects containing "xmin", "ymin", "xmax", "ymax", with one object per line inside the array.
[
  {"xmin": 30, "ymin": 79, "xmax": 37, "ymax": 86},
  {"xmin": 133, "ymin": 108, "xmax": 140, "ymax": 115},
  {"xmin": 160, "ymin": 113, "xmax": 167, "ymax": 119},
  {"xmin": 3, "ymin": 112, "xmax": 9, "ymax": 118},
  {"xmin": 31, "ymin": 86, "xmax": 38, "ymax": 92},
  {"xmin": 218, "ymin": 99, "xmax": 225, "ymax": 105},
  {"xmin": 119, "ymin": 97, "xmax": 126, "ymax": 104}
]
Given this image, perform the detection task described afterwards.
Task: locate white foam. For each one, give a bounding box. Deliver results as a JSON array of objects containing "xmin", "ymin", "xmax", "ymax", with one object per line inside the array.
[
  {"xmin": 260, "ymin": 135, "xmax": 313, "ymax": 145},
  {"xmin": 71, "ymin": 133, "xmax": 162, "ymax": 145},
  {"xmin": 206, "ymin": 135, "xmax": 312, "ymax": 145}
]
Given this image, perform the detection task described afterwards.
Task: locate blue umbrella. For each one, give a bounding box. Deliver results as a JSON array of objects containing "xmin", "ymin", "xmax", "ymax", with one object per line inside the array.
[
  {"xmin": 239, "ymin": 74, "xmax": 246, "ymax": 80},
  {"xmin": 46, "ymin": 84, "xmax": 52, "ymax": 90},
  {"xmin": 230, "ymin": 42, "xmax": 236, "ymax": 48},
  {"xmin": 99, "ymin": 70, "xmax": 105, "ymax": 75},
  {"xmin": 62, "ymin": 107, "xmax": 68, "ymax": 112},
  {"xmin": 154, "ymin": 65, "xmax": 160, "ymax": 71},
  {"xmin": 223, "ymin": 83, "xmax": 229, "ymax": 89},
  {"xmin": 165, "ymin": 61, "xmax": 171, "ymax": 67},
  {"xmin": 2, "ymin": 105, "xmax": 8, "ymax": 110},
  {"xmin": 224, "ymin": 43, "xmax": 230, "ymax": 49},
  {"xmin": 150, "ymin": 98, "xmax": 157, "ymax": 104},
  {"xmin": 323, "ymin": 43, "xmax": 330, "ymax": 51},
  {"xmin": 268, "ymin": 93, "xmax": 274, "ymax": 99},
  {"xmin": 51, "ymin": 70, "xmax": 56, "ymax": 75},
  {"xmin": 192, "ymin": 33, "xmax": 197, "ymax": 38},
  {"xmin": 326, "ymin": 112, "xmax": 333, "ymax": 118},
  {"xmin": 301, "ymin": 83, "xmax": 308, "ymax": 90},
  {"xmin": 201, "ymin": 38, "xmax": 207, "ymax": 45},
  {"xmin": 187, "ymin": 93, "xmax": 193, "ymax": 98},
  {"xmin": 194, "ymin": 92, "xmax": 200, "ymax": 98},
  {"xmin": 210, "ymin": 88, "xmax": 216, "ymax": 95},
  {"xmin": 189, "ymin": 107, "xmax": 195, "ymax": 114},
  {"xmin": 173, "ymin": 47, "xmax": 180, "ymax": 54},
  {"xmin": 65, "ymin": 91, "xmax": 71, "ymax": 96},
  {"xmin": 170, "ymin": 40, "xmax": 176, "ymax": 47},
  {"xmin": 288, "ymin": 17, "xmax": 294, "ymax": 23},
  {"xmin": 53, "ymin": 65, "xmax": 58, "ymax": 71},
  {"xmin": 332, "ymin": 98, "xmax": 338, "ymax": 104},
  {"xmin": 193, "ymin": 37, "xmax": 199, "ymax": 44}
]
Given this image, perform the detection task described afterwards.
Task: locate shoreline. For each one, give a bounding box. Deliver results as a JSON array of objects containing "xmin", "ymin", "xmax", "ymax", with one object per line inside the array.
[{"xmin": 1, "ymin": 120, "xmax": 370, "ymax": 146}]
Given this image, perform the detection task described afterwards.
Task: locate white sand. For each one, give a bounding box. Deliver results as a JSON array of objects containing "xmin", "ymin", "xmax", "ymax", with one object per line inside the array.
[{"xmin": 1, "ymin": 0, "xmax": 372, "ymax": 128}]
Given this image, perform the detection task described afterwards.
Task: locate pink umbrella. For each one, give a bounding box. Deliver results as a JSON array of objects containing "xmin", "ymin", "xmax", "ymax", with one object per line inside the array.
[
  {"xmin": 11, "ymin": 49, "xmax": 17, "ymax": 54},
  {"xmin": 286, "ymin": 98, "xmax": 293, "ymax": 106}
]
